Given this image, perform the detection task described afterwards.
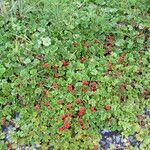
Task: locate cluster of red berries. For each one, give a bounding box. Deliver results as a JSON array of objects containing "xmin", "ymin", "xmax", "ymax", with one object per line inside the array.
[
  {"xmin": 78, "ymin": 106, "xmax": 86, "ymax": 116},
  {"xmin": 32, "ymin": 38, "xmax": 113, "ymax": 133},
  {"xmin": 73, "ymin": 39, "xmax": 100, "ymax": 48},
  {"xmin": 108, "ymin": 62, "xmax": 113, "ymax": 71},
  {"xmin": 119, "ymin": 54, "xmax": 124, "ymax": 64},
  {"xmin": 77, "ymin": 118, "xmax": 86, "ymax": 129},
  {"xmin": 105, "ymin": 35, "xmax": 113, "ymax": 54},
  {"xmin": 58, "ymin": 121, "xmax": 70, "ymax": 131},
  {"xmin": 66, "ymin": 84, "xmax": 74, "ymax": 92},
  {"xmin": 58, "ymin": 112, "xmax": 72, "ymax": 131},
  {"xmin": 90, "ymin": 81, "xmax": 97, "ymax": 91},
  {"xmin": 61, "ymin": 112, "xmax": 72, "ymax": 120}
]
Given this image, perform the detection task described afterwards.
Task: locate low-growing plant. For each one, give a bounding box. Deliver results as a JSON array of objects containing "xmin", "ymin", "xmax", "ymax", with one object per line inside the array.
[{"xmin": 0, "ymin": 0, "xmax": 150, "ymax": 149}]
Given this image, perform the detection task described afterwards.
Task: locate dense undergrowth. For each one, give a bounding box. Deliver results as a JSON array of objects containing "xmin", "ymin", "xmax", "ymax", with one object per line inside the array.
[{"xmin": 0, "ymin": 0, "xmax": 150, "ymax": 149}]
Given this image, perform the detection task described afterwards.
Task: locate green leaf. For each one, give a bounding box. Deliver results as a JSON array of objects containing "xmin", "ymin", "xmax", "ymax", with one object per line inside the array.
[{"xmin": 41, "ymin": 37, "xmax": 51, "ymax": 46}]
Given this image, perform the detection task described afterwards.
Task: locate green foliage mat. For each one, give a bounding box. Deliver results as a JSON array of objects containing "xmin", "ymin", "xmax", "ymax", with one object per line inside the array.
[{"xmin": 0, "ymin": 0, "xmax": 150, "ymax": 149}]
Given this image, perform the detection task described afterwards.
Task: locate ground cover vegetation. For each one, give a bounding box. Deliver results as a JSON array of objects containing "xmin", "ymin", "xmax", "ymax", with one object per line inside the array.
[{"xmin": 0, "ymin": 0, "xmax": 150, "ymax": 149}]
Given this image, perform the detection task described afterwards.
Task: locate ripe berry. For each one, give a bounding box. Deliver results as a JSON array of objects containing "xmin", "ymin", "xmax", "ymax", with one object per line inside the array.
[
  {"xmin": 44, "ymin": 101, "xmax": 50, "ymax": 106},
  {"xmin": 105, "ymin": 48, "xmax": 112, "ymax": 54},
  {"xmin": 58, "ymin": 100, "xmax": 64, "ymax": 105},
  {"xmin": 78, "ymin": 106, "xmax": 85, "ymax": 116},
  {"xmin": 93, "ymin": 146, "xmax": 98, "ymax": 150},
  {"xmin": 62, "ymin": 60, "xmax": 69, "ymax": 66},
  {"xmin": 79, "ymin": 106, "xmax": 85, "ymax": 112},
  {"xmin": 94, "ymin": 39, "xmax": 100, "ymax": 44},
  {"xmin": 108, "ymin": 62, "xmax": 112, "ymax": 70},
  {"xmin": 106, "ymin": 42, "xmax": 113, "ymax": 47},
  {"xmin": 52, "ymin": 83, "xmax": 59, "ymax": 89},
  {"xmin": 82, "ymin": 80, "xmax": 88, "ymax": 85},
  {"xmin": 119, "ymin": 54, "xmax": 124, "ymax": 63},
  {"xmin": 104, "ymin": 105, "xmax": 111, "ymax": 110},
  {"xmin": 90, "ymin": 81, "xmax": 97, "ymax": 91},
  {"xmin": 66, "ymin": 112, "xmax": 72, "ymax": 117},
  {"xmin": 36, "ymin": 54, "xmax": 44, "ymax": 60},
  {"xmin": 81, "ymin": 124, "xmax": 86, "ymax": 129},
  {"xmin": 61, "ymin": 114, "xmax": 67, "ymax": 120},
  {"xmin": 66, "ymin": 103, "xmax": 72, "ymax": 109},
  {"xmin": 80, "ymin": 56, "xmax": 86, "ymax": 63},
  {"xmin": 54, "ymin": 73, "xmax": 59, "ymax": 78},
  {"xmin": 76, "ymin": 99, "xmax": 82, "ymax": 104},
  {"xmin": 58, "ymin": 125, "xmax": 65, "ymax": 131},
  {"xmin": 42, "ymin": 63, "xmax": 49, "ymax": 68},
  {"xmin": 78, "ymin": 118, "xmax": 83, "ymax": 124},
  {"xmin": 83, "ymin": 40, "xmax": 89, "ymax": 48},
  {"xmin": 67, "ymin": 84, "xmax": 74, "ymax": 92},
  {"xmin": 35, "ymin": 104, "xmax": 41, "ymax": 109},
  {"xmin": 64, "ymin": 121, "xmax": 70, "ymax": 129},
  {"xmin": 44, "ymin": 89, "xmax": 49, "ymax": 96},
  {"xmin": 106, "ymin": 35, "xmax": 113, "ymax": 40}
]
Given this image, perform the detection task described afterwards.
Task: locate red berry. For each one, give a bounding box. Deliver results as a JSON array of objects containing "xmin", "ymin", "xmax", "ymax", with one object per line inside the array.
[
  {"xmin": 83, "ymin": 40, "xmax": 89, "ymax": 47},
  {"xmin": 67, "ymin": 84, "xmax": 74, "ymax": 92},
  {"xmin": 82, "ymin": 80, "xmax": 88, "ymax": 85},
  {"xmin": 7, "ymin": 143, "xmax": 12, "ymax": 150},
  {"xmin": 76, "ymin": 99, "xmax": 82, "ymax": 104},
  {"xmin": 92, "ymin": 81, "xmax": 97, "ymax": 87},
  {"xmin": 94, "ymin": 39, "xmax": 100, "ymax": 44},
  {"xmin": 35, "ymin": 104, "xmax": 41, "ymax": 109},
  {"xmin": 44, "ymin": 101, "xmax": 50, "ymax": 106},
  {"xmin": 58, "ymin": 125, "xmax": 65, "ymax": 131},
  {"xmin": 93, "ymin": 146, "xmax": 98, "ymax": 150},
  {"xmin": 81, "ymin": 124, "xmax": 86, "ymax": 129},
  {"xmin": 78, "ymin": 106, "xmax": 85, "ymax": 116},
  {"xmin": 106, "ymin": 42, "xmax": 113, "ymax": 47},
  {"xmin": 119, "ymin": 54, "xmax": 124, "ymax": 63},
  {"xmin": 80, "ymin": 56, "xmax": 86, "ymax": 63},
  {"xmin": 66, "ymin": 103, "xmax": 72, "ymax": 109},
  {"xmin": 64, "ymin": 121, "xmax": 70, "ymax": 129},
  {"xmin": 106, "ymin": 35, "xmax": 113, "ymax": 40},
  {"xmin": 104, "ymin": 105, "xmax": 111, "ymax": 110},
  {"xmin": 52, "ymin": 83, "xmax": 59, "ymax": 89},
  {"xmin": 90, "ymin": 81, "xmax": 97, "ymax": 91},
  {"xmin": 44, "ymin": 89, "xmax": 49, "ymax": 96},
  {"xmin": 78, "ymin": 118, "xmax": 83, "ymax": 124},
  {"xmin": 108, "ymin": 62, "xmax": 112, "ymax": 70},
  {"xmin": 36, "ymin": 54, "xmax": 44, "ymax": 60},
  {"xmin": 58, "ymin": 100, "xmax": 64, "ymax": 105},
  {"xmin": 54, "ymin": 73, "xmax": 59, "ymax": 78},
  {"xmin": 79, "ymin": 106, "xmax": 85, "ymax": 112},
  {"xmin": 42, "ymin": 63, "xmax": 49, "ymax": 68},
  {"xmin": 66, "ymin": 112, "xmax": 72, "ymax": 117},
  {"xmin": 61, "ymin": 114, "xmax": 67, "ymax": 120},
  {"xmin": 62, "ymin": 60, "xmax": 70, "ymax": 66}
]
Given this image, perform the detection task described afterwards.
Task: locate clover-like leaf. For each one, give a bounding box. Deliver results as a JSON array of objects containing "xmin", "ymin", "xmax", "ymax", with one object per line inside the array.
[{"xmin": 41, "ymin": 36, "xmax": 51, "ymax": 47}]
